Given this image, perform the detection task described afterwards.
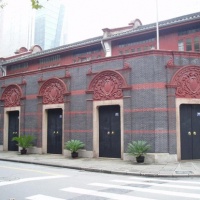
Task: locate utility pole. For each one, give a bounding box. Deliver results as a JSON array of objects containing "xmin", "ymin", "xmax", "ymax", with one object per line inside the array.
[{"xmin": 156, "ymin": 0, "xmax": 159, "ymax": 50}]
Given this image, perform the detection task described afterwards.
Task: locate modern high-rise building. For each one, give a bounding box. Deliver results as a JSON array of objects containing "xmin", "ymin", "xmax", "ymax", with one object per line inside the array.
[
  {"xmin": 0, "ymin": 0, "xmax": 67, "ymax": 57},
  {"xmin": 34, "ymin": 0, "xmax": 66, "ymax": 50}
]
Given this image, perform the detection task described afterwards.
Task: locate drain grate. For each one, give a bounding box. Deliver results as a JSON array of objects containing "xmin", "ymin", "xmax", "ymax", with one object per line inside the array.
[{"xmin": 175, "ymin": 171, "xmax": 193, "ymax": 174}]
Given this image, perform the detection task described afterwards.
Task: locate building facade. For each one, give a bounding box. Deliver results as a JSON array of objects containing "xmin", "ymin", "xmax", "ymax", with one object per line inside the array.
[
  {"xmin": 0, "ymin": 12, "xmax": 200, "ymax": 163},
  {"xmin": 0, "ymin": 0, "xmax": 66, "ymax": 57},
  {"xmin": 34, "ymin": 0, "xmax": 66, "ymax": 50}
]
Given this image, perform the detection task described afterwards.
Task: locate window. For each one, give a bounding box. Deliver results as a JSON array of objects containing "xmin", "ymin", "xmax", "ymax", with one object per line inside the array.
[
  {"xmin": 131, "ymin": 48, "xmax": 135, "ymax": 52},
  {"xmin": 125, "ymin": 49, "xmax": 129, "ymax": 54},
  {"xmin": 143, "ymin": 46, "xmax": 148, "ymax": 51},
  {"xmin": 186, "ymin": 38, "xmax": 192, "ymax": 51},
  {"xmin": 194, "ymin": 37, "xmax": 200, "ymax": 52},
  {"xmin": 119, "ymin": 51, "xmax": 123, "ymax": 55},
  {"xmin": 178, "ymin": 40, "xmax": 184, "ymax": 51}
]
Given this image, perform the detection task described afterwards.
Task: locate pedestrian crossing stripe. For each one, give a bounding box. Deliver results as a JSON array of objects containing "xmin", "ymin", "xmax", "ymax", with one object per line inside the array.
[
  {"xmin": 61, "ymin": 187, "xmax": 156, "ymax": 200},
  {"xmin": 112, "ymin": 179, "xmax": 200, "ymax": 190},
  {"xmin": 89, "ymin": 183, "xmax": 200, "ymax": 199},
  {"xmin": 26, "ymin": 194, "xmax": 65, "ymax": 200},
  {"xmin": 0, "ymin": 175, "xmax": 69, "ymax": 187}
]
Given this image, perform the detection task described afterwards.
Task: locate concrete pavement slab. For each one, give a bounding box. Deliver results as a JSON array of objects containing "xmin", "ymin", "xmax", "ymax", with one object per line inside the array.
[{"xmin": 0, "ymin": 151, "xmax": 200, "ymax": 177}]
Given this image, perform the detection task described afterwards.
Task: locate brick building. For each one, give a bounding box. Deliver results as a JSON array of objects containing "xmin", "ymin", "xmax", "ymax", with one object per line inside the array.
[{"xmin": 0, "ymin": 12, "xmax": 200, "ymax": 162}]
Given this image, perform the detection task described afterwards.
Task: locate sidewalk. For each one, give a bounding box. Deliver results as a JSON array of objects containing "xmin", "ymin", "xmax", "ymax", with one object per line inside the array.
[{"xmin": 0, "ymin": 151, "xmax": 200, "ymax": 177}]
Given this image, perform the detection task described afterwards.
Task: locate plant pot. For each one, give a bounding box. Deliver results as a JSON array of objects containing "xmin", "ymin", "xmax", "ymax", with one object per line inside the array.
[
  {"xmin": 71, "ymin": 152, "xmax": 78, "ymax": 158},
  {"xmin": 20, "ymin": 148, "xmax": 27, "ymax": 155},
  {"xmin": 136, "ymin": 155, "xmax": 145, "ymax": 163}
]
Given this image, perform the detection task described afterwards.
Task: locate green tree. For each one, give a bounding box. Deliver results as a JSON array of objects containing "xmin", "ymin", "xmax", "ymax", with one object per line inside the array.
[
  {"xmin": 0, "ymin": 0, "xmax": 48, "ymax": 9},
  {"xmin": 31, "ymin": 0, "xmax": 44, "ymax": 9},
  {"xmin": 0, "ymin": 0, "xmax": 6, "ymax": 8}
]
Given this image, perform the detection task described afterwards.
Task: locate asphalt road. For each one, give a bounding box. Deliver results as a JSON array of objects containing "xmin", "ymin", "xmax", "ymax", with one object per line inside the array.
[{"xmin": 0, "ymin": 160, "xmax": 200, "ymax": 200}]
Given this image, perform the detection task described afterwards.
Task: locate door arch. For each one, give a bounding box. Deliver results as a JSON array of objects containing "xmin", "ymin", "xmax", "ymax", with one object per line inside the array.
[
  {"xmin": 170, "ymin": 65, "xmax": 200, "ymax": 160},
  {"xmin": 38, "ymin": 78, "xmax": 68, "ymax": 154},
  {"xmin": 1, "ymin": 84, "xmax": 22, "ymax": 151},
  {"xmin": 87, "ymin": 70, "xmax": 129, "ymax": 159}
]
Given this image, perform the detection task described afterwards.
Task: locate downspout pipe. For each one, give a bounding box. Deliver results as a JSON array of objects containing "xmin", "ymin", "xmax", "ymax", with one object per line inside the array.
[
  {"xmin": 0, "ymin": 60, "xmax": 6, "ymax": 76},
  {"xmin": 101, "ymin": 39, "xmax": 107, "ymax": 57}
]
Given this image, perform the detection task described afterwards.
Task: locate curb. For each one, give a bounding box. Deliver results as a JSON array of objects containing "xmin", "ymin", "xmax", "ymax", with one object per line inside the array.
[{"xmin": 0, "ymin": 158, "xmax": 199, "ymax": 178}]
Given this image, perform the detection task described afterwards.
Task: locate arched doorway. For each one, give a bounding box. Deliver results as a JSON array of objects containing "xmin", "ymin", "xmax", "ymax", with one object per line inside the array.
[
  {"xmin": 1, "ymin": 84, "xmax": 22, "ymax": 151},
  {"xmin": 170, "ymin": 66, "xmax": 200, "ymax": 160},
  {"xmin": 38, "ymin": 77, "xmax": 68, "ymax": 154},
  {"xmin": 87, "ymin": 70, "xmax": 129, "ymax": 159}
]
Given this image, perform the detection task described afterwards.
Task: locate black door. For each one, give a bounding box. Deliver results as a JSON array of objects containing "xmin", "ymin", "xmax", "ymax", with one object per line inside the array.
[
  {"xmin": 99, "ymin": 105, "xmax": 121, "ymax": 158},
  {"xmin": 180, "ymin": 104, "xmax": 200, "ymax": 160},
  {"xmin": 8, "ymin": 111, "xmax": 19, "ymax": 151},
  {"xmin": 47, "ymin": 109, "xmax": 62, "ymax": 154}
]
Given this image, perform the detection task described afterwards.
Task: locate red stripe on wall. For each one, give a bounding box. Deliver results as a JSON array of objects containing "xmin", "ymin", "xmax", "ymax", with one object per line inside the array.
[
  {"xmin": 21, "ymin": 129, "xmax": 41, "ymax": 133},
  {"xmin": 25, "ymin": 90, "xmax": 85, "ymax": 99},
  {"xmin": 26, "ymin": 94, "xmax": 37, "ymax": 100},
  {"xmin": 21, "ymin": 83, "xmax": 166, "ymax": 100},
  {"xmin": 23, "ymin": 112, "xmax": 42, "ymax": 116},
  {"xmin": 132, "ymin": 82, "xmax": 166, "ymax": 90},
  {"xmin": 66, "ymin": 111, "xmax": 92, "ymax": 115},
  {"xmin": 71, "ymin": 90, "xmax": 85, "ymax": 95},
  {"xmin": 65, "ymin": 130, "xmax": 92, "ymax": 133},
  {"xmin": 125, "ymin": 108, "xmax": 175, "ymax": 113},
  {"xmin": 125, "ymin": 130, "xmax": 176, "ymax": 134}
]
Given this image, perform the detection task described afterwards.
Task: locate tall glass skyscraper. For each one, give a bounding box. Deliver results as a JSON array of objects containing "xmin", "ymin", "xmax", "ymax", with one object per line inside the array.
[
  {"xmin": 0, "ymin": 0, "xmax": 67, "ymax": 57},
  {"xmin": 34, "ymin": 0, "xmax": 66, "ymax": 50}
]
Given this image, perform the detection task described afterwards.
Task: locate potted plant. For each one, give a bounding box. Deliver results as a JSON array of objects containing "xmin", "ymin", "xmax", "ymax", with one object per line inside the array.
[
  {"xmin": 127, "ymin": 140, "xmax": 151, "ymax": 163},
  {"xmin": 65, "ymin": 139, "xmax": 85, "ymax": 158},
  {"xmin": 12, "ymin": 134, "xmax": 35, "ymax": 155}
]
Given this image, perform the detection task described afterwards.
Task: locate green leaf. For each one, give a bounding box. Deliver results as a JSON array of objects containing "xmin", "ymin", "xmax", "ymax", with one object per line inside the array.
[
  {"xmin": 127, "ymin": 140, "xmax": 151, "ymax": 157},
  {"xmin": 31, "ymin": 0, "xmax": 43, "ymax": 9},
  {"xmin": 12, "ymin": 135, "xmax": 35, "ymax": 149},
  {"xmin": 65, "ymin": 140, "xmax": 85, "ymax": 153}
]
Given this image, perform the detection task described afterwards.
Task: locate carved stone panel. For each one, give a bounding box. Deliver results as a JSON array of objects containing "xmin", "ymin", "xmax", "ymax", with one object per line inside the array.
[
  {"xmin": 39, "ymin": 78, "xmax": 67, "ymax": 104},
  {"xmin": 1, "ymin": 84, "xmax": 22, "ymax": 107},
  {"xmin": 171, "ymin": 66, "xmax": 200, "ymax": 98},
  {"xmin": 88, "ymin": 70, "xmax": 127, "ymax": 100}
]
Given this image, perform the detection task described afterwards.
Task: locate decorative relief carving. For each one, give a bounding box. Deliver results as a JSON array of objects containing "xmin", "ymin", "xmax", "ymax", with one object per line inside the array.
[
  {"xmin": 87, "ymin": 66, "xmax": 92, "ymax": 74},
  {"xmin": 39, "ymin": 78, "xmax": 67, "ymax": 104},
  {"xmin": 166, "ymin": 57, "xmax": 174, "ymax": 66},
  {"xmin": 171, "ymin": 66, "xmax": 200, "ymax": 98},
  {"xmin": 65, "ymin": 69, "xmax": 71, "ymax": 77},
  {"xmin": 88, "ymin": 70, "xmax": 127, "ymax": 100},
  {"xmin": 1, "ymin": 84, "xmax": 22, "ymax": 107},
  {"xmin": 123, "ymin": 62, "xmax": 130, "ymax": 69}
]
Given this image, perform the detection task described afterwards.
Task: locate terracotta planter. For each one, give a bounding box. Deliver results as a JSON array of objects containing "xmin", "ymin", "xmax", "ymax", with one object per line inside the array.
[
  {"xmin": 71, "ymin": 152, "xmax": 78, "ymax": 158},
  {"xmin": 136, "ymin": 155, "xmax": 145, "ymax": 163}
]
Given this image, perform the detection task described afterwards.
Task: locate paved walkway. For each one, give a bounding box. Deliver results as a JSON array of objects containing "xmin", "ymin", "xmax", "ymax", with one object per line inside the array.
[{"xmin": 0, "ymin": 151, "xmax": 200, "ymax": 177}]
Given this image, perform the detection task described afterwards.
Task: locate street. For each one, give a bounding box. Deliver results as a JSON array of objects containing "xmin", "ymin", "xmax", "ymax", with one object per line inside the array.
[{"xmin": 0, "ymin": 160, "xmax": 200, "ymax": 200}]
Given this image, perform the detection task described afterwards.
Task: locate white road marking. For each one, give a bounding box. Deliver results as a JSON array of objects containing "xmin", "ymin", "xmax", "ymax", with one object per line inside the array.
[
  {"xmin": 61, "ymin": 187, "xmax": 156, "ymax": 200},
  {"xmin": 0, "ymin": 175, "xmax": 69, "ymax": 187},
  {"xmin": 113, "ymin": 179, "xmax": 200, "ymax": 190},
  {"xmin": 26, "ymin": 194, "xmax": 65, "ymax": 200},
  {"xmin": 130, "ymin": 176, "xmax": 200, "ymax": 185},
  {"xmin": 0, "ymin": 165, "xmax": 63, "ymax": 175},
  {"xmin": 90, "ymin": 183, "xmax": 200, "ymax": 199}
]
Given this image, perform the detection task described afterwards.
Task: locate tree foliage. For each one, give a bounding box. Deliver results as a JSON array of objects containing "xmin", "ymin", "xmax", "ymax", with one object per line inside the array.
[
  {"xmin": 0, "ymin": 0, "xmax": 7, "ymax": 9},
  {"xmin": 31, "ymin": 0, "xmax": 43, "ymax": 9},
  {"xmin": 0, "ymin": 0, "xmax": 49, "ymax": 9}
]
